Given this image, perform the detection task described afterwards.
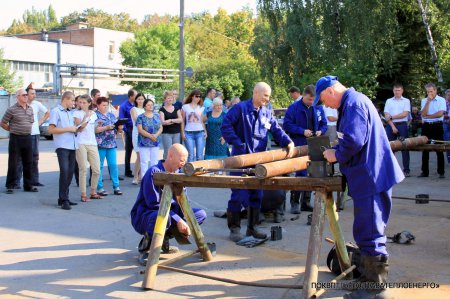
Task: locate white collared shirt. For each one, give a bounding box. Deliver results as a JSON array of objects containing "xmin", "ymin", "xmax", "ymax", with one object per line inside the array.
[
  {"xmin": 421, "ymin": 96, "xmax": 446, "ymax": 122},
  {"xmin": 384, "ymin": 96, "xmax": 410, "ymax": 122}
]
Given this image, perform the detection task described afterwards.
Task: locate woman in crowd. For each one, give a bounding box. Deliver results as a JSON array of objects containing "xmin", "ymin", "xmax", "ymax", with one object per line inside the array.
[
  {"xmin": 181, "ymin": 89, "xmax": 207, "ymax": 162},
  {"xmin": 159, "ymin": 90, "xmax": 182, "ymax": 159},
  {"xmin": 130, "ymin": 93, "xmax": 145, "ymax": 185},
  {"xmin": 73, "ymin": 95, "xmax": 102, "ymax": 202},
  {"xmin": 203, "ymin": 97, "xmax": 229, "ymax": 159},
  {"xmin": 95, "ymin": 97, "xmax": 123, "ymax": 196},
  {"xmin": 136, "ymin": 98, "xmax": 162, "ymax": 176}
]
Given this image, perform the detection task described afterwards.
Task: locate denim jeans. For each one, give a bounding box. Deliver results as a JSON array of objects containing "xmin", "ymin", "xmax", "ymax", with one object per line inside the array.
[
  {"xmin": 184, "ymin": 130, "xmax": 205, "ymax": 162},
  {"xmin": 161, "ymin": 133, "xmax": 181, "ymax": 159},
  {"xmin": 56, "ymin": 148, "xmax": 76, "ymax": 202},
  {"xmin": 444, "ymin": 123, "xmax": 450, "ymax": 163},
  {"xmin": 97, "ymin": 148, "xmax": 120, "ymax": 191}
]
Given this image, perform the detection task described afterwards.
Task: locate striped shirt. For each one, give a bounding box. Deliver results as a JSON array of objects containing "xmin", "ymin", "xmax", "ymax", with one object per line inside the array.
[{"xmin": 1, "ymin": 102, "xmax": 34, "ymax": 135}]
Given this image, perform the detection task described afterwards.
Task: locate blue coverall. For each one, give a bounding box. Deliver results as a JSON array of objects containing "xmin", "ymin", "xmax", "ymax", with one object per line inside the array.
[
  {"xmin": 283, "ymin": 99, "xmax": 328, "ymax": 176},
  {"xmin": 130, "ymin": 160, "xmax": 206, "ymax": 236},
  {"xmin": 335, "ymin": 88, "xmax": 404, "ymax": 256},
  {"xmin": 221, "ymin": 99, "xmax": 292, "ymax": 212}
]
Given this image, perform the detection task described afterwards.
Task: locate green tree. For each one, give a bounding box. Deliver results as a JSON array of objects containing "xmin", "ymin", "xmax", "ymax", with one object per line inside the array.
[
  {"xmin": 0, "ymin": 49, "xmax": 22, "ymax": 92},
  {"xmin": 6, "ymin": 5, "xmax": 60, "ymax": 34},
  {"xmin": 120, "ymin": 22, "xmax": 181, "ymax": 100}
]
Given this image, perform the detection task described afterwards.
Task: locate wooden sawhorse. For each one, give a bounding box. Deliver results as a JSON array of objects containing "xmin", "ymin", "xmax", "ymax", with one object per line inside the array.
[{"xmin": 142, "ymin": 173, "xmax": 352, "ymax": 299}]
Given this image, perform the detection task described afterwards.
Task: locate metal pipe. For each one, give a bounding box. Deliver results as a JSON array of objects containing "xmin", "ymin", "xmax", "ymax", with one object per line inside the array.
[
  {"xmin": 158, "ymin": 264, "xmax": 303, "ymax": 289},
  {"xmin": 183, "ymin": 146, "xmax": 308, "ymax": 176},
  {"xmin": 56, "ymin": 63, "xmax": 181, "ymax": 72},
  {"xmin": 59, "ymin": 70, "xmax": 178, "ymax": 78},
  {"xmin": 311, "ymin": 265, "xmax": 357, "ymax": 298},
  {"xmin": 392, "ymin": 196, "xmax": 449, "ymax": 203}
]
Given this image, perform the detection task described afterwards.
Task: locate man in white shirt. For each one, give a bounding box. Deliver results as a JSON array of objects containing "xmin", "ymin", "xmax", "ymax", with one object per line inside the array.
[
  {"xmin": 15, "ymin": 84, "xmax": 50, "ymax": 187},
  {"xmin": 323, "ymin": 106, "xmax": 338, "ymax": 142},
  {"xmin": 288, "ymin": 86, "xmax": 302, "ymax": 102},
  {"xmin": 419, "ymin": 83, "xmax": 446, "ymax": 178},
  {"xmin": 384, "ymin": 84, "xmax": 411, "ymax": 177}
]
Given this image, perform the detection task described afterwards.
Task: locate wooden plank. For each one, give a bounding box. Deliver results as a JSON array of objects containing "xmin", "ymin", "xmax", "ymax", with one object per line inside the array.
[
  {"xmin": 302, "ymin": 191, "xmax": 326, "ymax": 299},
  {"xmin": 142, "ymin": 185, "xmax": 173, "ymax": 290},
  {"xmin": 173, "ymin": 185, "xmax": 213, "ymax": 262},
  {"xmin": 153, "ymin": 173, "xmax": 342, "ymax": 192}
]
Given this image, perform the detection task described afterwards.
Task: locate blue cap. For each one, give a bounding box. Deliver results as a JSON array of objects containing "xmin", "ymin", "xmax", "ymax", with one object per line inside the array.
[{"xmin": 313, "ymin": 75, "xmax": 338, "ymax": 106}]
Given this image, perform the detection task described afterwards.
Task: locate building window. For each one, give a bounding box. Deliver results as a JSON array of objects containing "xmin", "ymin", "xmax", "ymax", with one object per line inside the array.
[{"xmin": 109, "ymin": 41, "xmax": 116, "ymax": 60}]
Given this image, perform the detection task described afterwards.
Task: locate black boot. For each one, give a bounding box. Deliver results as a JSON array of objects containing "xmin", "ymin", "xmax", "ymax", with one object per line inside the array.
[
  {"xmin": 344, "ymin": 255, "xmax": 390, "ymax": 299},
  {"xmin": 227, "ymin": 209, "xmax": 244, "ymax": 242},
  {"xmin": 301, "ymin": 191, "xmax": 314, "ymax": 212},
  {"xmin": 246, "ymin": 207, "xmax": 267, "ymax": 239},
  {"xmin": 161, "ymin": 234, "xmax": 179, "ymax": 254},
  {"xmin": 274, "ymin": 203, "xmax": 285, "ymax": 223},
  {"xmin": 290, "ymin": 191, "xmax": 300, "ymax": 214}
]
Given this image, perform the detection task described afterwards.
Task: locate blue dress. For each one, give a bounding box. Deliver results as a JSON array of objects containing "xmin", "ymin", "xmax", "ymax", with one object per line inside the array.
[
  {"xmin": 205, "ymin": 111, "xmax": 229, "ymax": 159},
  {"xmin": 136, "ymin": 113, "xmax": 161, "ymax": 148}
]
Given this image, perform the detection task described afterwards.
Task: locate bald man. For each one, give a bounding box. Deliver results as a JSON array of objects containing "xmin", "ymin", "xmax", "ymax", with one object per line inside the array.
[
  {"xmin": 130, "ymin": 144, "xmax": 206, "ymax": 256},
  {"xmin": 221, "ymin": 82, "xmax": 294, "ymax": 242}
]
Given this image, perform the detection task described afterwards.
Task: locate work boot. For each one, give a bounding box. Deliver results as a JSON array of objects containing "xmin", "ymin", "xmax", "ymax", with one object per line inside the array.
[
  {"xmin": 274, "ymin": 204, "xmax": 284, "ymax": 223},
  {"xmin": 300, "ymin": 191, "xmax": 314, "ymax": 212},
  {"xmin": 227, "ymin": 209, "xmax": 244, "ymax": 242},
  {"xmin": 290, "ymin": 191, "xmax": 300, "ymax": 214},
  {"xmin": 161, "ymin": 234, "xmax": 179, "ymax": 254},
  {"xmin": 246, "ymin": 207, "xmax": 267, "ymax": 239},
  {"xmin": 344, "ymin": 255, "xmax": 390, "ymax": 299}
]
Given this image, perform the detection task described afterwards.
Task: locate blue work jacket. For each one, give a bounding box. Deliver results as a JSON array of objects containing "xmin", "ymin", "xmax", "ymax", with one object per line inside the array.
[
  {"xmin": 221, "ymin": 99, "xmax": 292, "ymax": 155},
  {"xmin": 130, "ymin": 160, "xmax": 182, "ymax": 234},
  {"xmin": 119, "ymin": 100, "xmax": 134, "ymax": 132},
  {"xmin": 283, "ymin": 99, "xmax": 328, "ymax": 146},
  {"xmin": 335, "ymin": 88, "xmax": 404, "ymax": 199}
]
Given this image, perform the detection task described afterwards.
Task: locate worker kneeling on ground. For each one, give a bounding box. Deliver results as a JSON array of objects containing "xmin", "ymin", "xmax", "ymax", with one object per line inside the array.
[{"xmin": 130, "ymin": 144, "xmax": 206, "ymax": 262}]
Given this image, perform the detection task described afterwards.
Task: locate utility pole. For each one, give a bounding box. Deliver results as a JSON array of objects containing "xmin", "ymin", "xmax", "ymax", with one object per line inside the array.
[{"xmin": 179, "ymin": 0, "xmax": 185, "ymax": 101}]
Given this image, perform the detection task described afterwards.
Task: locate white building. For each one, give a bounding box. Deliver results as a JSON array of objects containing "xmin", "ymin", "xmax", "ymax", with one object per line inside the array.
[{"xmin": 0, "ymin": 23, "xmax": 134, "ymax": 95}]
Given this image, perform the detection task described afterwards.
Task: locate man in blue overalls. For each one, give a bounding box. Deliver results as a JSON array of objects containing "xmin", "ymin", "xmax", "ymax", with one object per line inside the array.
[
  {"xmin": 221, "ymin": 82, "xmax": 294, "ymax": 242},
  {"xmin": 283, "ymin": 84, "xmax": 327, "ymax": 213},
  {"xmin": 130, "ymin": 144, "xmax": 207, "ymax": 256},
  {"xmin": 315, "ymin": 76, "xmax": 404, "ymax": 299}
]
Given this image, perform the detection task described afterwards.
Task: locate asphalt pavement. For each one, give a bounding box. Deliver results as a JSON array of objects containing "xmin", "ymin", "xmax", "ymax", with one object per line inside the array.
[{"xmin": 0, "ymin": 138, "xmax": 449, "ymax": 299}]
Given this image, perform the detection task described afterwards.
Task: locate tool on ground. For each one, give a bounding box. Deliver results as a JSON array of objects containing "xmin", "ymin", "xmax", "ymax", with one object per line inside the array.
[
  {"xmin": 388, "ymin": 231, "xmax": 415, "ymax": 244},
  {"xmin": 270, "ymin": 226, "xmax": 282, "ymax": 241},
  {"xmin": 415, "ymin": 194, "xmax": 429, "ymax": 204},
  {"xmin": 236, "ymin": 236, "xmax": 269, "ymax": 248}
]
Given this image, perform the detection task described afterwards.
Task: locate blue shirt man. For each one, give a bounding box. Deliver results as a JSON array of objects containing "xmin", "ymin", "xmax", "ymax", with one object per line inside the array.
[
  {"xmin": 119, "ymin": 89, "xmax": 137, "ymax": 177},
  {"xmin": 48, "ymin": 91, "xmax": 79, "ymax": 210},
  {"xmin": 221, "ymin": 82, "xmax": 294, "ymax": 242},
  {"xmin": 283, "ymin": 84, "xmax": 327, "ymax": 213},
  {"xmin": 130, "ymin": 144, "xmax": 206, "ymax": 254},
  {"xmin": 315, "ymin": 75, "xmax": 404, "ymax": 299}
]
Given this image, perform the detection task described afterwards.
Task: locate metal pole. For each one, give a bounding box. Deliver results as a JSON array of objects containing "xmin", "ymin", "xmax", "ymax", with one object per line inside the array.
[
  {"xmin": 179, "ymin": 0, "xmax": 185, "ymax": 101},
  {"xmin": 55, "ymin": 39, "xmax": 62, "ymax": 95}
]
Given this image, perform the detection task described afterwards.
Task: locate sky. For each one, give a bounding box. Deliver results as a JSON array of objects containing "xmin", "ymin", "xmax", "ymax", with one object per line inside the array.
[{"xmin": 1, "ymin": 0, "xmax": 257, "ymax": 31}]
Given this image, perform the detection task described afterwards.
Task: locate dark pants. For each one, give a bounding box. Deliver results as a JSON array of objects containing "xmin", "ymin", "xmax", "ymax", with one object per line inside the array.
[
  {"xmin": 6, "ymin": 134, "xmax": 33, "ymax": 189},
  {"xmin": 124, "ymin": 129, "xmax": 133, "ymax": 176},
  {"xmin": 15, "ymin": 134, "xmax": 41, "ymax": 186},
  {"xmin": 261, "ymin": 190, "xmax": 286, "ymax": 212},
  {"xmin": 421, "ymin": 122, "xmax": 445, "ymax": 175},
  {"xmin": 56, "ymin": 148, "xmax": 76, "ymax": 202},
  {"xmin": 385, "ymin": 122, "xmax": 410, "ymax": 172}
]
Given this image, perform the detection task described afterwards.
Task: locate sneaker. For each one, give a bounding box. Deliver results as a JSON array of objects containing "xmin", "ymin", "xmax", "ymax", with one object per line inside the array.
[
  {"xmin": 403, "ymin": 171, "xmax": 410, "ymax": 177},
  {"xmin": 439, "ymin": 174, "xmax": 445, "ymax": 179},
  {"xmin": 417, "ymin": 173, "xmax": 428, "ymax": 178},
  {"xmin": 6, "ymin": 189, "xmax": 13, "ymax": 194}
]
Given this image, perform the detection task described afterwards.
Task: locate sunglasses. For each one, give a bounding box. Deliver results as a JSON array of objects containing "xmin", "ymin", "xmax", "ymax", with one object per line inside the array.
[{"xmin": 193, "ymin": 95, "xmax": 202, "ymax": 98}]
